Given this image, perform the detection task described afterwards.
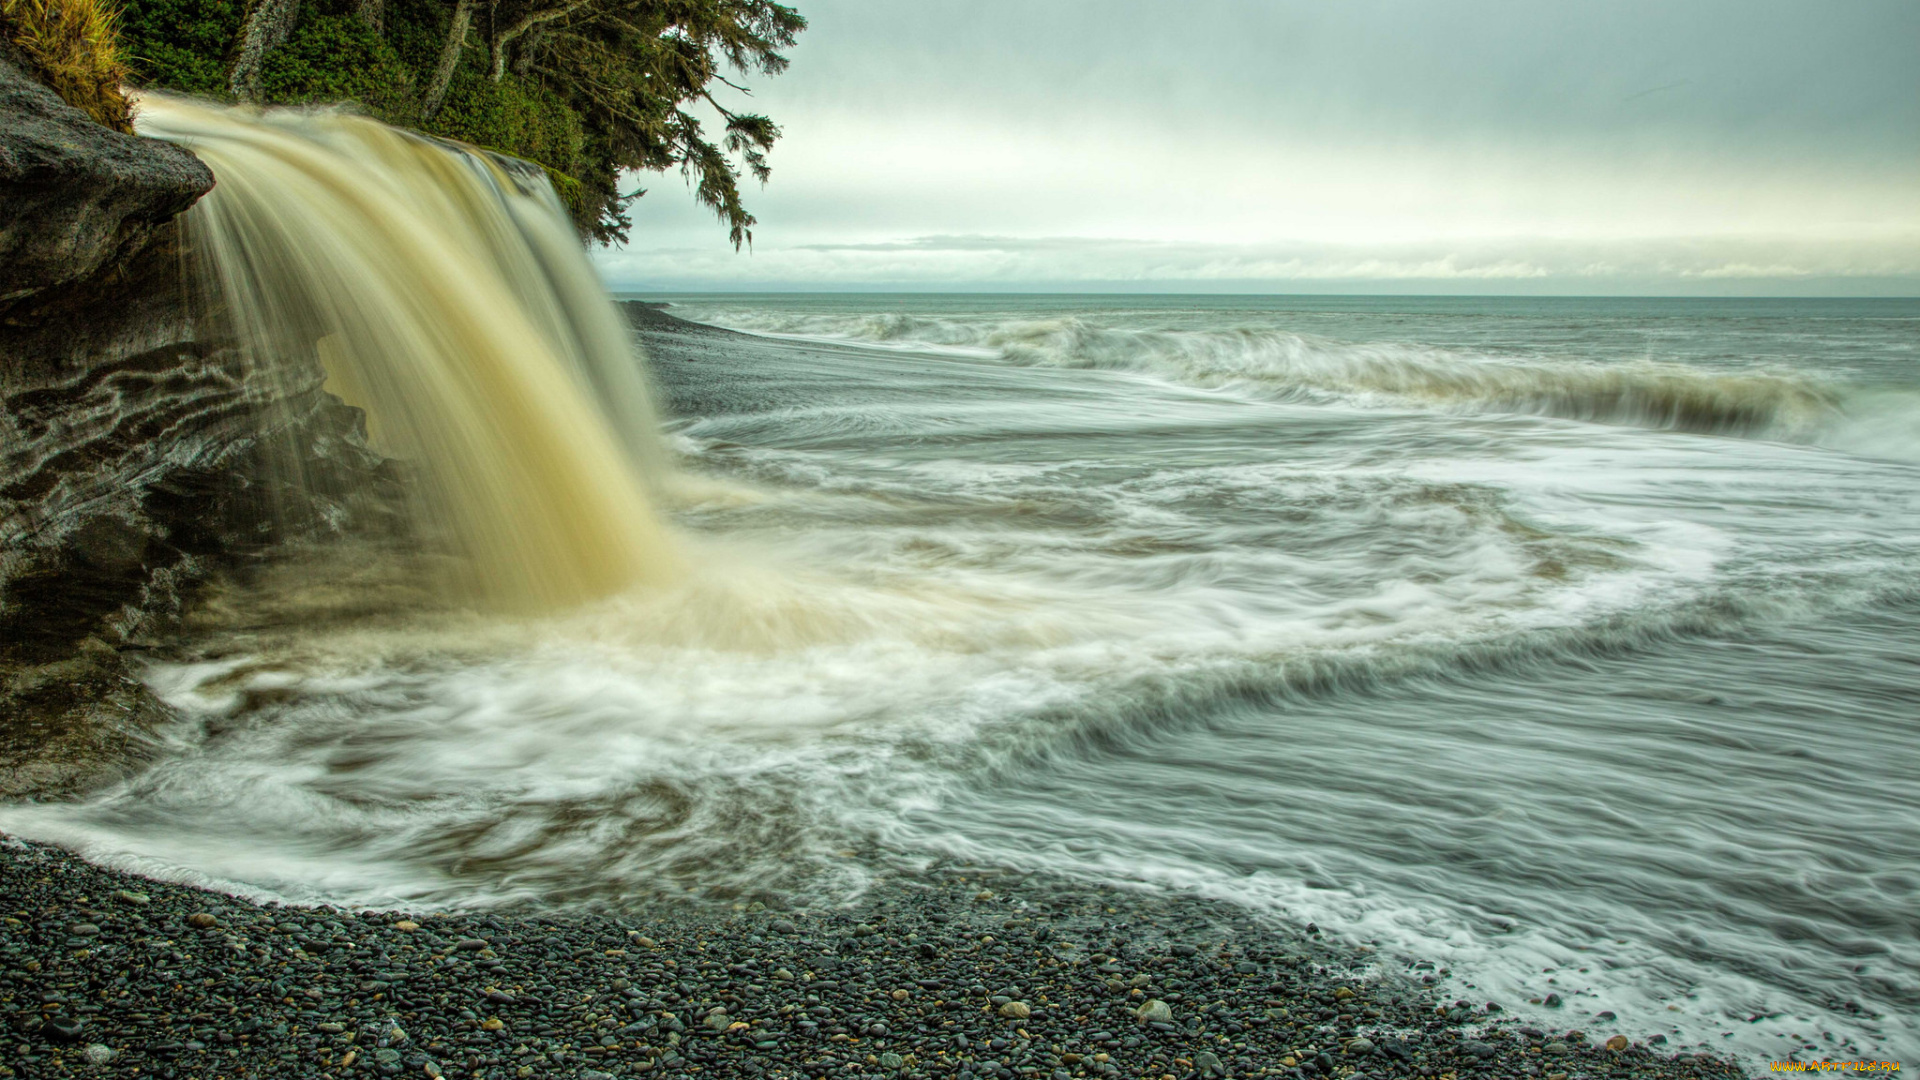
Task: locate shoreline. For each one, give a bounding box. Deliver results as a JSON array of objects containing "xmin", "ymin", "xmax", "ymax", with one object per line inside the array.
[
  {"xmin": 0, "ymin": 301, "xmax": 1856, "ymax": 1078},
  {"xmin": 0, "ymin": 833, "xmax": 1752, "ymax": 1080}
]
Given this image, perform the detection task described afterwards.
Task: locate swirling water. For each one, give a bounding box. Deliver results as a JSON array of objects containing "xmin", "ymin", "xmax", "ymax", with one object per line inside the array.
[{"xmin": 6, "ymin": 293, "xmax": 1917, "ymax": 1066}]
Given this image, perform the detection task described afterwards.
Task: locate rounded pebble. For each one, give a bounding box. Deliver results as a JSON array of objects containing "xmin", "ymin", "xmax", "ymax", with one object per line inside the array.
[{"xmin": 0, "ymin": 831, "xmax": 1753, "ymax": 1080}]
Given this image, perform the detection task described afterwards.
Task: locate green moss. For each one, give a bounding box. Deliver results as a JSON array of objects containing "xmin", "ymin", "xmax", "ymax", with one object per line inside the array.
[
  {"xmin": 422, "ymin": 69, "xmax": 583, "ymax": 174},
  {"xmin": 116, "ymin": 0, "xmax": 243, "ymax": 95},
  {"xmin": 377, "ymin": 0, "xmax": 449, "ymax": 72},
  {"xmin": 106, "ymin": 0, "xmax": 631, "ymax": 236},
  {"xmin": 257, "ymin": 11, "xmax": 413, "ymax": 114}
]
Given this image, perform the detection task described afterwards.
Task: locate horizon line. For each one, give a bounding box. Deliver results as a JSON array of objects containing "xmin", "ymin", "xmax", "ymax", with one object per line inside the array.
[{"xmin": 609, "ymin": 287, "xmax": 1920, "ymax": 300}]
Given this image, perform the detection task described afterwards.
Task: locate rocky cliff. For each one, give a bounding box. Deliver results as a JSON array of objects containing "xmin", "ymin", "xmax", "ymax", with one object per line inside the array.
[{"xmin": 0, "ymin": 43, "xmax": 394, "ymax": 796}]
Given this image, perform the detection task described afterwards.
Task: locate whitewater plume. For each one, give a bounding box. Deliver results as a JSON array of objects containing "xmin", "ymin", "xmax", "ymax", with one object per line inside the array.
[
  {"xmin": 709, "ymin": 310, "xmax": 1850, "ymax": 441},
  {"xmin": 137, "ymin": 96, "xmax": 678, "ymax": 611}
]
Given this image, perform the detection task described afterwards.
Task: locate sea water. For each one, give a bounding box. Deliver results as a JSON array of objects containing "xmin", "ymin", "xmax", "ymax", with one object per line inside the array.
[{"xmin": 7, "ymin": 290, "xmax": 1915, "ymax": 1065}]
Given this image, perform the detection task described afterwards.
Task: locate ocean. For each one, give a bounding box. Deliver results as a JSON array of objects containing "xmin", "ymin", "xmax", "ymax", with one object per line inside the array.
[{"xmin": 8, "ymin": 292, "xmax": 1916, "ymax": 1065}]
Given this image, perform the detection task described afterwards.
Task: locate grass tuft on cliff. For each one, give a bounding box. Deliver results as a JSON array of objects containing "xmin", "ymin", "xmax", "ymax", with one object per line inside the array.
[{"xmin": 1, "ymin": 0, "xmax": 136, "ymax": 131}]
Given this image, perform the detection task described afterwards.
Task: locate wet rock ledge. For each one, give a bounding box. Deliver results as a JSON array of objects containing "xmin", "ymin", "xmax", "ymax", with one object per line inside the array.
[
  {"xmin": 0, "ymin": 835, "xmax": 1750, "ymax": 1080},
  {"xmin": 0, "ymin": 42, "xmax": 397, "ymax": 798}
]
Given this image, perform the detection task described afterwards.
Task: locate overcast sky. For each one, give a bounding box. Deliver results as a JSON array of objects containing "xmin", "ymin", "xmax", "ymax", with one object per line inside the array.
[{"xmin": 592, "ymin": 0, "xmax": 1920, "ymax": 294}]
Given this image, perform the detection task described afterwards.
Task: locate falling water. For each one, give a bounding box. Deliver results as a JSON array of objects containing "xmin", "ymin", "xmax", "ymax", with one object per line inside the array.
[{"xmin": 137, "ymin": 94, "xmax": 679, "ymax": 610}]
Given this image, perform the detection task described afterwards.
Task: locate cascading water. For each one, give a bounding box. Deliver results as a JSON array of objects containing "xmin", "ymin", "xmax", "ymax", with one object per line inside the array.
[{"xmin": 136, "ymin": 95, "xmax": 679, "ymax": 611}]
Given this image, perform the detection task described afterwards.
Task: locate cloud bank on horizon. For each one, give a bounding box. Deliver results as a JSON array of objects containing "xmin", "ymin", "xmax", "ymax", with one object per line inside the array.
[{"xmin": 593, "ymin": 0, "xmax": 1920, "ymax": 294}]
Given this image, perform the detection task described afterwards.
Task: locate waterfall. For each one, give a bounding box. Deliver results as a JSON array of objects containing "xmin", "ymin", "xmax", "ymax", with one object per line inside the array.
[{"xmin": 136, "ymin": 94, "xmax": 679, "ymax": 611}]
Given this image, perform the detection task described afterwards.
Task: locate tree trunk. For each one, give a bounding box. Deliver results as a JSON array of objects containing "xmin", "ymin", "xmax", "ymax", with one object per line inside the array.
[
  {"xmin": 488, "ymin": 2, "xmax": 586, "ymax": 83},
  {"xmin": 489, "ymin": 31, "xmax": 509, "ymax": 83},
  {"xmin": 511, "ymin": 28, "xmax": 543, "ymax": 78},
  {"xmin": 354, "ymin": 0, "xmax": 384, "ymax": 31},
  {"xmin": 226, "ymin": 0, "xmax": 303, "ymax": 102},
  {"xmin": 419, "ymin": 0, "xmax": 477, "ymax": 120}
]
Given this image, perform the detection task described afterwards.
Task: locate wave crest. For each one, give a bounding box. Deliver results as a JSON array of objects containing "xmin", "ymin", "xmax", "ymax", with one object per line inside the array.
[{"xmin": 710, "ymin": 310, "xmax": 1848, "ymax": 440}]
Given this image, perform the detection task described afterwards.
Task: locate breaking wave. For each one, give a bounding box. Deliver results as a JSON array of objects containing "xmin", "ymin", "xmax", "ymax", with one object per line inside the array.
[{"xmin": 706, "ymin": 310, "xmax": 1856, "ymax": 442}]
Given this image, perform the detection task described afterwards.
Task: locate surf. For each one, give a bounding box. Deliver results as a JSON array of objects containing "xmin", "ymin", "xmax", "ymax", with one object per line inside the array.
[{"xmin": 695, "ymin": 307, "xmax": 1880, "ymax": 443}]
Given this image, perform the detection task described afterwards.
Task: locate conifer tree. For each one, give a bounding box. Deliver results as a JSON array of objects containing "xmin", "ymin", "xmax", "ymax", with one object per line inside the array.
[{"xmin": 124, "ymin": 0, "xmax": 805, "ymax": 245}]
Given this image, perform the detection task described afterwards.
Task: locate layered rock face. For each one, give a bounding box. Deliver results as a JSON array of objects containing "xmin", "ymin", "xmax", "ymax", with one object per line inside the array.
[{"xmin": 0, "ymin": 45, "xmax": 393, "ymax": 795}]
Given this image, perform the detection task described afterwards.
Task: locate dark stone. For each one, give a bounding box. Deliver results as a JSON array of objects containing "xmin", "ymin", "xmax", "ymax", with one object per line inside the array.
[
  {"xmin": 0, "ymin": 41, "xmax": 212, "ymax": 303},
  {"xmin": 0, "ymin": 44, "xmax": 402, "ymax": 798}
]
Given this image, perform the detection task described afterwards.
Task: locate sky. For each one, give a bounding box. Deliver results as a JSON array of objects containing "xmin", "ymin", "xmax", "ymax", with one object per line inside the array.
[{"xmin": 591, "ymin": 0, "xmax": 1920, "ymax": 295}]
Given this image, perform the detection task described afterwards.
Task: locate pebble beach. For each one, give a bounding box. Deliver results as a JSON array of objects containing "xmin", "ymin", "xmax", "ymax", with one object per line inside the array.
[{"xmin": 0, "ymin": 834, "xmax": 1751, "ymax": 1080}]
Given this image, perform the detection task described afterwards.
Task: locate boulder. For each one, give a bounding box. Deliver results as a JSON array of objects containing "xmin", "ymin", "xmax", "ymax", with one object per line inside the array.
[{"xmin": 0, "ymin": 40, "xmax": 212, "ymax": 303}]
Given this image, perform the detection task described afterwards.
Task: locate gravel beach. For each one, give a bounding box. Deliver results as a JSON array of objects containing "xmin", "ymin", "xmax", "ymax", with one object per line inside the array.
[{"xmin": 0, "ymin": 834, "xmax": 1751, "ymax": 1080}]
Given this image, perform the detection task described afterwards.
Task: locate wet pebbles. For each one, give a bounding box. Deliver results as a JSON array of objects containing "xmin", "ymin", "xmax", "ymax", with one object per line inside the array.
[{"xmin": 0, "ymin": 835, "xmax": 1749, "ymax": 1079}]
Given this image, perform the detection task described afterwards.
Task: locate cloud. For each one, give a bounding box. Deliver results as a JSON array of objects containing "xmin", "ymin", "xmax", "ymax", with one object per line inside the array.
[
  {"xmin": 596, "ymin": 0, "xmax": 1920, "ymax": 293},
  {"xmin": 596, "ymin": 233, "xmax": 1920, "ymax": 294}
]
